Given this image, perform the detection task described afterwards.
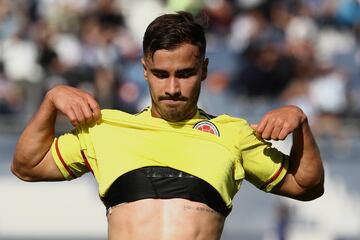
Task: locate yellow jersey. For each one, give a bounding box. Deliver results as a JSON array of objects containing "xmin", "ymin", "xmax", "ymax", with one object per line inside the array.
[{"xmin": 51, "ymin": 108, "xmax": 288, "ymax": 210}]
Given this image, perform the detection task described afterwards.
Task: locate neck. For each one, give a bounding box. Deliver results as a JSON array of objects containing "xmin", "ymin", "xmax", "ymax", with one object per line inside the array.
[{"xmin": 150, "ymin": 106, "xmax": 198, "ymax": 122}]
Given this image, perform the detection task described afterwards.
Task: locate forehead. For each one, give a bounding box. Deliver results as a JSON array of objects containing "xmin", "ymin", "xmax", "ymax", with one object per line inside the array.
[{"xmin": 146, "ymin": 44, "xmax": 201, "ymax": 69}]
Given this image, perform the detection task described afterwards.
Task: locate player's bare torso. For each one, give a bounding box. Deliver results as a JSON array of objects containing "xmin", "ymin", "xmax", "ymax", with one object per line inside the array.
[{"xmin": 107, "ymin": 198, "xmax": 225, "ymax": 240}]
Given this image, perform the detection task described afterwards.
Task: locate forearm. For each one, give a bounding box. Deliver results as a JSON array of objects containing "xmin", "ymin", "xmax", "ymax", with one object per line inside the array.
[
  {"xmin": 290, "ymin": 118, "xmax": 324, "ymax": 192},
  {"xmin": 12, "ymin": 85, "xmax": 101, "ymax": 181},
  {"xmin": 253, "ymin": 105, "xmax": 324, "ymax": 200},
  {"xmin": 12, "ymin": 93, "xmax": 57, "ymax": 175}
]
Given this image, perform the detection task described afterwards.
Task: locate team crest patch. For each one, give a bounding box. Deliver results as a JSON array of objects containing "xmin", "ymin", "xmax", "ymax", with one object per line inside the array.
[{"xmin": 193, "ymin": 121, "xmax": 220, "ymax": 136}]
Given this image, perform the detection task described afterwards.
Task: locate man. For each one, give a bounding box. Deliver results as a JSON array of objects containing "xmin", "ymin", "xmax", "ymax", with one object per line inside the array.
[{"xmin": 12, "ymin": 12, "xmax": 324, "ymax": 240}]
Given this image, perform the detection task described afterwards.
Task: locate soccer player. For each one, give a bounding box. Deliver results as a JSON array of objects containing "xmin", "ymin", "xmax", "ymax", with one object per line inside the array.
[{"xmin": 11, "ymin": 12, "xmax": 324, "ymax": 240}]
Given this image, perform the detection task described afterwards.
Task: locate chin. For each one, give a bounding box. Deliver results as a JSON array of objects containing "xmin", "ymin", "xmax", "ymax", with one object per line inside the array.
[
  {"xmin": 161, "ymin": 107, "xmax": 187, "ymax": 122},
  {"xmin": 163, "ymin": 112, "xmax": 184, "ymax": 122}
]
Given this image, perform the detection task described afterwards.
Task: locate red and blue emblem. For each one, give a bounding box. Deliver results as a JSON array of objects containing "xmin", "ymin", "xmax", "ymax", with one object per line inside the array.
[{"xmin": 193, "ymin": 121, "xmax": 220, "ymax": 137}]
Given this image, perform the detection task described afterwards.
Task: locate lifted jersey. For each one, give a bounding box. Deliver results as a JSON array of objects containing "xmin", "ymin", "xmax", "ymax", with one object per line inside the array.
[{"xmin": 51, "ymin": 108, "xmax": 288, "ymax": 211}]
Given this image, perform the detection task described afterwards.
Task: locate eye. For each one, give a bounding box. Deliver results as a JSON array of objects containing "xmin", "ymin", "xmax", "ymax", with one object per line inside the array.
[
  {"xmin": 154, "ymin": 73, "xmax": 169, "ymax": 79},
  {"xmin": 151, "ymin": 70, "xmax": 169, "ymax": 79},
  {"xmin": 176, "ymin": 70, "xmax": 197, "ymax": 79}
]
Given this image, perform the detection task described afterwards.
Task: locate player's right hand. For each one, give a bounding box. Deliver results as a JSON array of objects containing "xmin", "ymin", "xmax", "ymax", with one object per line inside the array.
[{"xmin": 46, "ymin": 85, "xmax": 101, "ymax": 127}]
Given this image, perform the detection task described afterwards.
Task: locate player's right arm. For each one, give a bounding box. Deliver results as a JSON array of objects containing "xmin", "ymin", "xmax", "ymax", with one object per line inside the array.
[{"xmin": 11, "ymin": 85, "xmax": 101, "ymax": 181}]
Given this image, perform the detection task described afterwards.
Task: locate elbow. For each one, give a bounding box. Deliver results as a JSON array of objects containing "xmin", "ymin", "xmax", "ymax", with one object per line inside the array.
[
  {"xmin": 304, "ymin": 172, "xmax": 325, "ymax": 201},
  {"xmin": 11, "ymin": 158, "xmax": 37, "ymax": 182},
  {"xmin": 303, "ymin": 185, "xmax": 324, "ymax": 201},
  {"xmin": 295, "ymin": 166, "xmax": 325, "ymax": 201},
  {"xmin": 296, "ymin": 181, "xmax": 325, "ymax": 201}
]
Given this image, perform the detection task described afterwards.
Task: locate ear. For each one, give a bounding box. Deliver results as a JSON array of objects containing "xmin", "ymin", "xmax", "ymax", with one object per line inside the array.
[
  {"xmin": 201, "ymin": 58, "xmax": 209, "ymax": 81},
  {"xmin": 141, "ymin": 58, "xmax": 148, "ymax": 81}
]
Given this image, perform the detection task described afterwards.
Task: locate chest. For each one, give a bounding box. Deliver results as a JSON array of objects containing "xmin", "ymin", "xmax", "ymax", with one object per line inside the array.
[{"xmin": 92, "ymin": 126, "xmax": 239, "ymax": 182}]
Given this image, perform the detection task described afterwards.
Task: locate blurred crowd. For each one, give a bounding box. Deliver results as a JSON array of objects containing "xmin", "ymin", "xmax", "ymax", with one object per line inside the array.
[{"xmin": 1, "ymin": 0, "xmax": 360, "ymax": 135}]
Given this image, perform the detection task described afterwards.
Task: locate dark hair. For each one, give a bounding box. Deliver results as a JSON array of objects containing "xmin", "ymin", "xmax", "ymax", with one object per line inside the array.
[{"xmin": 143, "ymin": 11, "xmax": 206, "ymax": 60}]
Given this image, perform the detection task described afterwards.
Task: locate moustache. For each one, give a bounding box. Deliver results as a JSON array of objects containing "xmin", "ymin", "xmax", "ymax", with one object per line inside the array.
[{"xmin": 159, "ymin": 96, "xmax": 188, "ymax": 101}]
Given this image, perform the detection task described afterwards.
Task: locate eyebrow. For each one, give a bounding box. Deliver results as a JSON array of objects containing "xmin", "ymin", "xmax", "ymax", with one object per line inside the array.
[
  {"xmin": 150, "ymin": 67, "xmax": 199, "ymax": 74},
  {"xmin": 150, "ymin": 69, "xmax": 169, "ymax": 76}
]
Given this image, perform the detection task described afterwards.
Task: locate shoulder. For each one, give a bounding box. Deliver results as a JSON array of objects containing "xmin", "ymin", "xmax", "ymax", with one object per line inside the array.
[
  {"xmin": 212, "ymin": 114, "xmax": 251, "ymax": 131},
  {"xmin": 198, "ymin": 111, "xmax": 254, "ymax": 140},
  {"xmin": 75, "ymin": 109, "xmax": 134, "ymax": 134},
  {"xmin": 199, "ymin": 109, "xmax": 248, "ymax": 125},
  {"xmin": 99, "ymin": 108, "xmax": 144, "ymax": 125},
  {"xmin": 100, "ymin": 109, "xmax": 133, "ymax": 120}
]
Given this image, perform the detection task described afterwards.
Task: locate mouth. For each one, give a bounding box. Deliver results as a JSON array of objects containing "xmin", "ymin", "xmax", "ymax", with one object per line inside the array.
[
  {"xmin": 161, "ymin": 99, "xmax": 184, "ymax": 107},
  {"xmin": 160, "ymin": 96, "xmax": 187, "ymax": 103}
]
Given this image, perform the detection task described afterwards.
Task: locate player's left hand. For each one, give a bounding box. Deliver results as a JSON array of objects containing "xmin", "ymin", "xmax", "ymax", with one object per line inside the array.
[{"xmin": 251, "ymin": 105, "xmax": 307, "ymax": 140}]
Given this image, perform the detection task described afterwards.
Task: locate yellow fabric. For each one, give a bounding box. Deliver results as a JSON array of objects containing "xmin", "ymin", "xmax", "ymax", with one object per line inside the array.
[{"xmin": 51, "ymin": 108, "xmax": 288, "ymax": 210}]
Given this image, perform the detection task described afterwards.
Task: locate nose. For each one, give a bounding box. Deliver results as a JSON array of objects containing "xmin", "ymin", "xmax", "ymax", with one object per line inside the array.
[{"xmin": 165, "ymin": 77, "xmax": 181, "ymax": 97}]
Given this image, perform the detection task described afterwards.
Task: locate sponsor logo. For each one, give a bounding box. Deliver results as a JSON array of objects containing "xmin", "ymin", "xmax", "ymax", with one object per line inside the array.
[{"xmin": 193, "ymin": 121, "xmax": 220, "ymax": 136}]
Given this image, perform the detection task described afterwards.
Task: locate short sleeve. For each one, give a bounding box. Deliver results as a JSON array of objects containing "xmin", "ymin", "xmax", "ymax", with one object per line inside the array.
[
  {"xmin": 51, "ymin": 128, "xmax": 90, "ymax": 180},
  {"xmin": 239, "ymin": 128, "xmax": 289, "ymax": 192}
]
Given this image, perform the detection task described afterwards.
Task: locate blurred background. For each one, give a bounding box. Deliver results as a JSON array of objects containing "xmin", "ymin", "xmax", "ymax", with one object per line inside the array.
[{"xmin": 1, "ymin": 0, "xmax": 360, "ymax": 239}]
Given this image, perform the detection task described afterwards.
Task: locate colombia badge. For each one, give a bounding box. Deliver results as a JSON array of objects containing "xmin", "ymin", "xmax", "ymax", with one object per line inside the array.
[{"xmin": 193, "ymin": 121, "xmax": 220, "ymax": 137}]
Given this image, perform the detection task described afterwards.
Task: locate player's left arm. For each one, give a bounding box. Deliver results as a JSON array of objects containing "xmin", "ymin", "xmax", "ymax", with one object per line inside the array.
[{"xmin": 252, "ymin": 105, "xmax": 324, "ymax": 201}]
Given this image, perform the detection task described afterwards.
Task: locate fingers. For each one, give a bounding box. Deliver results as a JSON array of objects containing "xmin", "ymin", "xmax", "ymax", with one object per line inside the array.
[
  {"xmin": 85, "ymin": 94, "xmax": 101, "ymax": 122},
  {"xmin": 49, "ymin": 85, "xmax": 101, "ymax": 127},
  {"xmin": 66, "ymin": 107, "xmax": 80, "ymax": 127},
  {"xmin": 69, "ymin": 96, "xmax": 100, "ymax": 127},
  {"xmin": 250, "ymin": 124, "xmax": 258, "ymax": 130},
  {"xmin": 260, "ymin": 119, "xmax": 275, "ymax": 140},
  {"xmin": 71, "ymin": 104, "xmax": 89, "ymax": 126},
  {"xmin": 278, "ymin": 127, "xmax": 290, "ymax": 140},
  {"xmin": 252, "ymin": 106, "xmax": 307, "ymax": 141},
  {"xmin": 253, "ymin": 114, "xmax": 294, "ymax": 140},
  {"xmin": 253, "ymin": 120, "xmax": 286, "ymax": 140},
  {"xmin": 253, "ymin": 117, "xmax": 268, "ymax": 139}
]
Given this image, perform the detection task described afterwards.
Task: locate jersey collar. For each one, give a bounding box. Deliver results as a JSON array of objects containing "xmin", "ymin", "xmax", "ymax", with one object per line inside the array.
[{"xmin": 138, "ymin": 107, "xmax": 205, "ymax": 122}]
